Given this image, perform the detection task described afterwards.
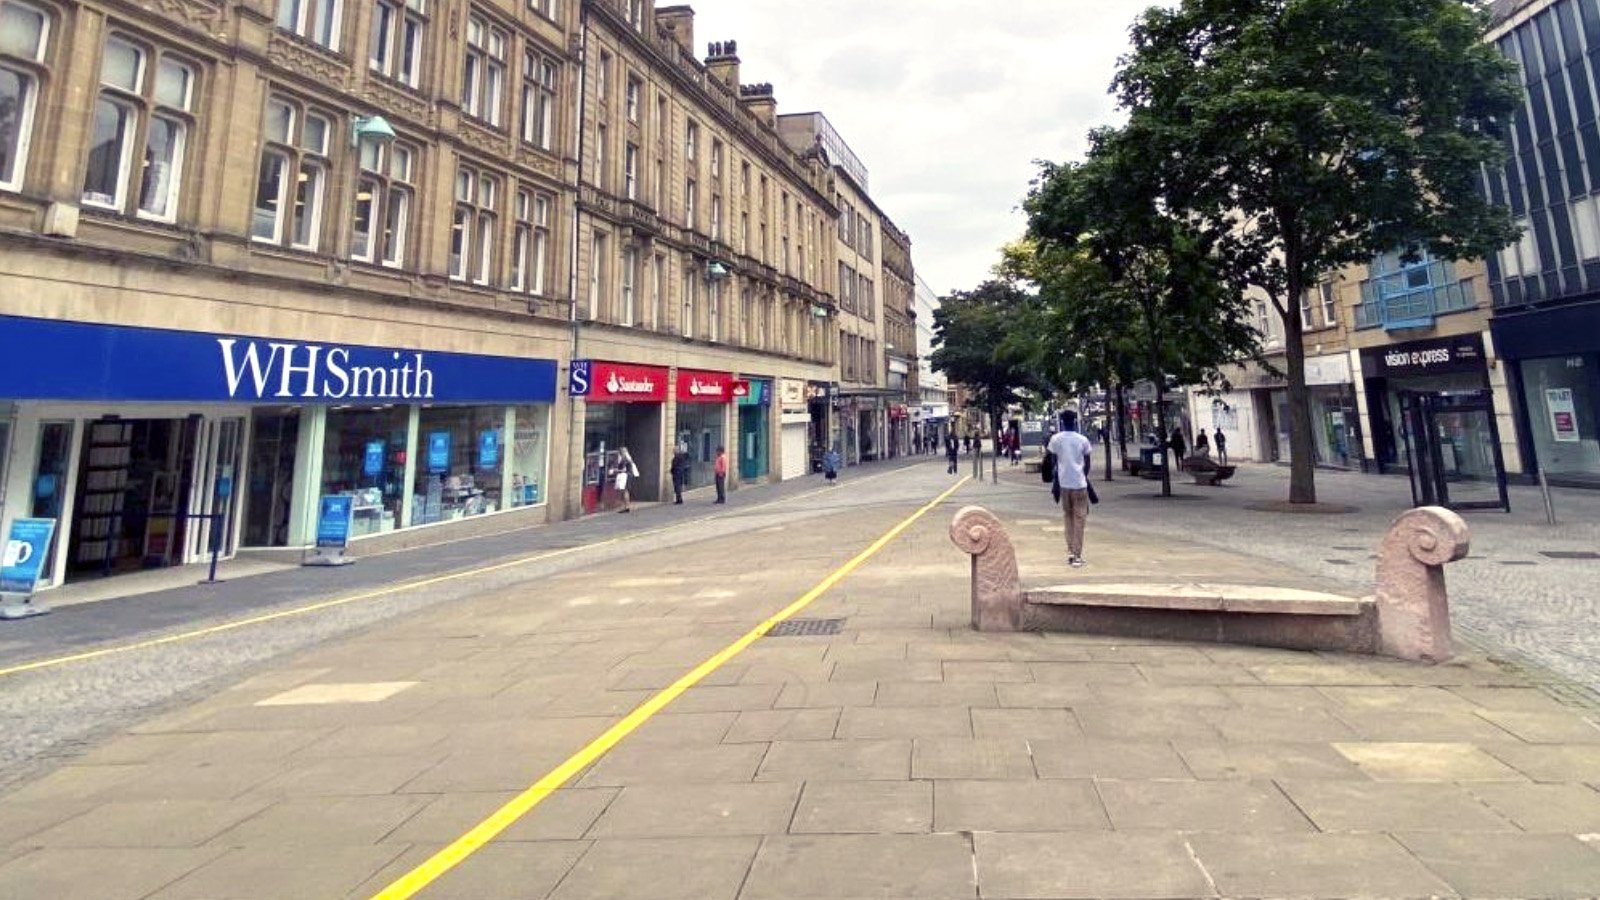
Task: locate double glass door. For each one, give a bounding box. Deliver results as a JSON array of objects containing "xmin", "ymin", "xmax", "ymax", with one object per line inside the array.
[{"xmin": 1399, "ymin": 391, "xmax": 1509, "ymax": 512}]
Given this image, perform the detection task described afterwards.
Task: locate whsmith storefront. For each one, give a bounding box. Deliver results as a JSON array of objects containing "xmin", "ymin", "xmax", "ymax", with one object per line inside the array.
[{"xmin": 0, "ymin": 315, "xmax": 558, "ymax": 589}]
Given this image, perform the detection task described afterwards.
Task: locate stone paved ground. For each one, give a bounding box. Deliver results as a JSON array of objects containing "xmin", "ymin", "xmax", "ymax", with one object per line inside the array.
[{"xmin": 1, "ymin": 462, "xmax": 1598, "ymax": 898}]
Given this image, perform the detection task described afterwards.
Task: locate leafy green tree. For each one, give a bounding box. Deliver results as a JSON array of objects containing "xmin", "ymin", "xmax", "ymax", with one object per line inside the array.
[
  {"xmin": 1112, "ymin": 0, "xmax": 1521, "ymax": 503},
  {"xmin": 930, "ymin": 280, "xmax": 1047, "ymax": 439},
  {"xmin": 1025, "ymin": 131, "xmax": 1261, "ymax": 496}
]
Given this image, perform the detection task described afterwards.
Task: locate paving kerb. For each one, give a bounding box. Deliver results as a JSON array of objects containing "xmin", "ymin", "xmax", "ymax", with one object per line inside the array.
[{"xmin": 3, "ymin": 462, "xmax": 1599, "ymax": 899}]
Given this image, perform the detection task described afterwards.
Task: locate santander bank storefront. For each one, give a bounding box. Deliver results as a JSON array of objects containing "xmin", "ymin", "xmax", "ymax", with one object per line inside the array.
[
  {"xmin": 0, "ymin": 315, "xmax": 559, "ymax": 589},
  {"xmin": 571, "ymin": 360, "xmax": 670, "ymax": 512}
]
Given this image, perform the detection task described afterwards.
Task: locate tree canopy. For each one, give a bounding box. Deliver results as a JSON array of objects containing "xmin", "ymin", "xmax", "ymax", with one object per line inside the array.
[
  {"xmin": 1110, "ymin": 0, "xmax": 1521, "ymax": 501},
  {"xmin": 929, "ymin": 280, "xmax": 1047, "ymax": 429}
]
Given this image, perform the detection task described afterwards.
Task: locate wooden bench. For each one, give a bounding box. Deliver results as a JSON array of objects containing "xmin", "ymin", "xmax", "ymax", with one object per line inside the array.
[{"xmin": 949, "ymin": 505, "xmax": 1469, "ymax": 662}]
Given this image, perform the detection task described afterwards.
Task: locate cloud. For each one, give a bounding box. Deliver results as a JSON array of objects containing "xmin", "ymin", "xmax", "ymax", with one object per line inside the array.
[{"xmin": 679, "ymin": 0, "xmax": 1160, "ymax": 294}]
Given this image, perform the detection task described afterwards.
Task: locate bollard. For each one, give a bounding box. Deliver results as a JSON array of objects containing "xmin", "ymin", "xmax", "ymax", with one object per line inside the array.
[
  {"xmin": 1538, "ymin": 468, "xmax": 1557, "ymax": 526},
  {"xmin": 201, "ymin": 513, "xmax": 224, "ymax": 584}
]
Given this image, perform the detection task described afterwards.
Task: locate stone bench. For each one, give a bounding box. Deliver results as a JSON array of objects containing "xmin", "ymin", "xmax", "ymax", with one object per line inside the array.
[
  {"xmin": 1023, "ymin": 459, "xmax": 1043, "ymax": 475},
  {"xmin": 1186, "ymin": 461, "xmax": 1236, "ymax": 485},
  {"xmin": 949, "ymin": 505, "xmax": 1469, "ymax": 662}
]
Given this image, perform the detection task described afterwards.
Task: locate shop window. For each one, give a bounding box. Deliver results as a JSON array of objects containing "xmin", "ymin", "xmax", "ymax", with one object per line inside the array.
[
  {"xmin": 83, "ymin": 35, "xmax": 197, "ymax": 222},
  {"xmin": 509, "ymin": 404, "xmax": 550, "ymax": 506},
  {"xmin": 0, "ymin": 0, "xmax": 48, "ymax": 193},
  {"xmin": 1522, "ymin": 355, "xmax": 1600, "ymax": 480},
  {"xmin": 277, "ymin": 0, "xmax": 342, "ymax": 50},
  {"xmin": 520, "ymin": 48, "xmax": 557, "ymax": 150},
  {"xmin": 251, "ymin": 95, "xmax": 331, "ymax": 250},
  {"xmin": 321, "ymin": 406, "xmax": 410, "ymax": 537},
  {"xmin": 351, "ymin": 139, "xmax": 414, "ymax": 266},
  {"xmin": 461, "ymin": 13, "xmax": 506, "ymax": 127},
  {"xmin": 413, "ymin": 406, "xmax": 508, "ymax": 523},
  {"xmin": 370, "ymin": 0, "xmax": 425, "ymax": 88},
  {"xmin": 450, "ymin": 165, "xmax": 498, "ymax": 284}
]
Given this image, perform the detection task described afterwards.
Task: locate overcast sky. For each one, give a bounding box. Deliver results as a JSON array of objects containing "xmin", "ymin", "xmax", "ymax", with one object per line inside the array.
[{"xmin": 677, "ymin": 0, "xmax": 1160, "ymax": 296}]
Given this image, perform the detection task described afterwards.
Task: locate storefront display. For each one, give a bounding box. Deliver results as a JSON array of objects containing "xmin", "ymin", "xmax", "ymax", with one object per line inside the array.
[
  {"xmin": 1518, "ymin": 354, "xmax": 1600, "ymax": 484},
  {"xmin": 0, "ymin": 314, "xmax": 559, "ymax": 588},
  {"xmin": 676, "ymin": 368, "xmax": 734, "ymax": 487},
  {"xmin": 1361, "ymin": 333, "xmax": 1490, "ymax": 473},
  {"xmin": 574, "ymin": 360, "xmax": 668, "ymax": 512},
  {"xmin": 737, "ymin": 378, "xmax": 770, "ymax": 480}
]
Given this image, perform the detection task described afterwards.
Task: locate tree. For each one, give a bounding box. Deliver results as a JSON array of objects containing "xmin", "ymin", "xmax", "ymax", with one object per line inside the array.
[
  {"xmin": 930, "ymin": 280, "xmax": 1046, "ymax": 439},
  {"xmin": 1024, "ymin": 131, "xmax": 1262, "ymax": 495},
  {"xmin": 1112, "ymin": 0, "xmax": 1521, "ymax": 503}
]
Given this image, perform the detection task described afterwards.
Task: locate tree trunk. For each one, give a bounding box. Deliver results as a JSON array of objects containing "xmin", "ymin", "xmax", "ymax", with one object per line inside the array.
[{"xmin": 1281, "ymin": 247, "xmax": 1318, "ymax": 505}]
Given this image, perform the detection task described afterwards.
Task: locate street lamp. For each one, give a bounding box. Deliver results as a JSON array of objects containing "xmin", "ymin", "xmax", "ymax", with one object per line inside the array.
[{"xmin": 351, "ymin": 115, "xmax": 398, "ymax": 149}]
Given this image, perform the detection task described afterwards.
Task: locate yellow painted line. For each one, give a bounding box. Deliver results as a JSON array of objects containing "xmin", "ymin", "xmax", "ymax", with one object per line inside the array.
[
  {"xmin": 368, "ymin": 475, "xmax": 970, "ymax": 900},
  {"xmin": 0, "ymin": 463, "xmax": 924, "ymax": 679}
]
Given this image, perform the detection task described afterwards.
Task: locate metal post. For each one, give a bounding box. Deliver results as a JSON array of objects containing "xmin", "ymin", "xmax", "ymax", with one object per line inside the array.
[
  {"xmin": 202, "ymin": 514, "xmax": 223, "ymax": 584},
  {"xmin": 1538, "ymin": 467, "xmax": 1557, "ymax": 526}
]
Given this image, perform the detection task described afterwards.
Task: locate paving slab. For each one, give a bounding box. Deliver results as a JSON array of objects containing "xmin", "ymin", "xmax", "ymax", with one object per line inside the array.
[
  {"xmin": 575, "ymin": 742, "xmax": 767, "ymax": 787},
  {"xmin": 1482, "ymin": 742, "xmax": 1600, "ymax": 781},
  {"xmin": 1398, "ymin": 831, "xmax": 1600, "ymax": 898},
  {"xmin": 774, "ymin": 681, "xmax": 877, "ymax": 708},
  {"xmin": 755, "ymin": 739, "xmax": 910, "ymax": 782},
  {"xmin": 1097, "ymin": 779, "xmax": 1313, "ymax": 832},
  {"xmin": 789, "ymin": 780, "xmax": 932, "ymax": 834},
  {"xmin": 0, "ymin": 847, "xmax": 224, "ymax": 900},
  {"xmin": 22, "ymin": 799, "xmax": 273, "ymax": 849},
  {"xmin": 148, "ymin": 844, "xmax": 408, "ymax": 899},
  {"xmin": 741, "ymin": 834, "xmax": 977, "ymax": 899},
  {"xmin": 1188, "ymin": 832, "xmax": 1455, "ymax": 898},
  {"xmin": 361, "ymin": 842, "xmax": 589, "ymax": 900},
  {"xmin": 586, "ymin": 782, "xmax": 800, "ymax": 837},
  {"xmin": 836, "ymin": 706, "xmax": 972, "ymax": 739},
  {"xmin": 970, "ymin": 707, "xmax": 1084, "ymax": 741},
  {"xmin": 934, "ymin": 779, "xmax": 1109, "ymax": 832},
  {"xmin": 546, "ymin": 836, "xmax": 758, "ymax": 900},
  {"xmin": 1173, "ymin": 741, "xmax": 1369, "ymax": 780},
  {"xmin": 973, "ymin": 831, "xmax": 1214, "ymax": 899},
  {"xmin": 1277, "ymin": 780, "xmax": 1519, "ymax": 832},
  {"xmin": 1461, "ymin": 782, "xmax": 1600, "ymax": 832},
  {"xmin": 1030, "ymin": 738, "xmax": 1193, "ymax": 780},
  {"xmin": 206, "ymin": 795, "xmax": 433, "ymax": 847},
  {"xmin": 722, "ymin": 708, "xmax": 841, "ymax": 743},
  {"xmin": 911, "ymin": 738, "xmax": 1035, "ymax": 780},
  {"xmin": 1332, "ymin": 741, "xmax": 1526, "ymax": 781}
]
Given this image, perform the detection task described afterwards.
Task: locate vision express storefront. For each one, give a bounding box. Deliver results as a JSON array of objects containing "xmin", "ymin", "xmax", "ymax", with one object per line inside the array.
[{"xmin": 0, "ymin": 315, "xmax": 557, "ymax": 588}]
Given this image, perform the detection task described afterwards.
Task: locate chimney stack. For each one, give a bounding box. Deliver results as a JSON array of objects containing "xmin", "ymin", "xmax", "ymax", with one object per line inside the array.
[
  {"xmin": 705, "ymin": 39, "xmax": 740, "ymax": 91},
  {"xmin": 656, "ymin": 6, "xmax": 694, "ymax": 55},
  {"xmin": 739, "ymin": 82, "xmax": 776, "ymax": 126}
]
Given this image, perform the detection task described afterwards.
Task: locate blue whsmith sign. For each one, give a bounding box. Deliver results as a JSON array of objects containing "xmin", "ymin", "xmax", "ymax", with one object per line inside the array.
[{"xmin": 0, "ymin": 315, "xmax": 558, "ymax": 404}]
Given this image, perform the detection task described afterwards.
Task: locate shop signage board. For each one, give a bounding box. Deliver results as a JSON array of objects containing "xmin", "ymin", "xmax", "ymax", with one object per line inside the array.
[
  {"xmin": 779, "ymin": 379, "xmax": 806, "ymax": 410},
  {"xmin": 307, "ymin": 495, "xmax": 355, "ymax": 566},
  {"xmin": 0, "ymin": 314, "xmax": 558, "ymax": 404},
  {"xmin": 427, "ymin": 432, "xmax": 451, "ymax": 474},
  {"xmin": 677, "ymin": 369, "xmax": 735, "ymax": 403},
  {"xmin": 1547, "ymin": 388, "xmax": 1581, "ymax": 443},
  {"xmin": 1, "ymin": 518, "xmax": 56, "ymax": 594},
  {"xmin": 479, "ymin": 429, "xmax": 501, "ymax": 467},
  {"xmin": 363, "ymin": 441, "xmax": 385, "ymax": 477},
  {"xmin": 1364, "ymin": 334, "xmax": 1486, "ymax": 378},
  {"xmin": 568, "ymin": 360, "xmax": 669, "ymax": 402}
]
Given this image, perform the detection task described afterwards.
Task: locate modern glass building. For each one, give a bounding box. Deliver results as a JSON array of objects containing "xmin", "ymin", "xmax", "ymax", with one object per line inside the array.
[{"xmin": 1483, "ymin": 0, "xmax": 1600, "ymax": 485}]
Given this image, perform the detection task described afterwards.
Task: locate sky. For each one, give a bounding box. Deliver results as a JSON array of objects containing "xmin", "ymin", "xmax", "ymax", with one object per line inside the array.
[{"xmin": 676, "ymin": 0, "xmax": 1160, "ymax": 296}]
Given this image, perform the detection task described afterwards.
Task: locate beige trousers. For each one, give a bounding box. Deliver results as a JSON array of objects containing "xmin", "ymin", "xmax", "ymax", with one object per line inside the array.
[{"xmin": 1060, "ymin": 489, "xmax": 1090, "ymax": 558}]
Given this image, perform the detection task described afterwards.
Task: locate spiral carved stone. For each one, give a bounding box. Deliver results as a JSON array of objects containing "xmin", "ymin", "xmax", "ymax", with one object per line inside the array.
[
  {"xmin": 1375, "ymin": 506, "xmax": 1470, "ymax": 662},
  {"xmin": 949, "ymin": 506, "xmax": 1022, "ymax": 632}
]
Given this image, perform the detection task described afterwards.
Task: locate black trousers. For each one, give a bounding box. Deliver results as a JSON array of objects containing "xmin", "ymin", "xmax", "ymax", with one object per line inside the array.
[
  {"xmin": 714, "ymin": 474, "xmax": 726, "ymax": 502},
  {"xmin": 671, "ymin": 473, "xmax": 685, "ymax": 502}
]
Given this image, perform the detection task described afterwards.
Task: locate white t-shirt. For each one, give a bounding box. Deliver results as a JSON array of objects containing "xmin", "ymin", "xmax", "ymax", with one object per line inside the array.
[{"xmin": 1047, "ymin": 430, "xmax": 1093, "ymax": 491}]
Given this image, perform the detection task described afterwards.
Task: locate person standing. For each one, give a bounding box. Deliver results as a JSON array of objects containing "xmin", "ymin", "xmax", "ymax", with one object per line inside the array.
[
  {"xmin": 944, "ymin": 433, "xmax": 959, "ymax": 475},
  {"xmin": 1194, "ymin": 428, "xmax": 1210, "ymax": 458},
  {"xmin": 823, "ymin": 446, "xmax": 841, "ymax": 484},
  {"xmin": 669, "ymin": 443, "xmax": 690, "ymax": 505},
  {"xmin": 1047, "ymin": 410, "xmax": 1095, "ymax": 568},
  {"xmin": 613, "ymin": 447, "xmax": 638, "ymax": 513},
  {"xmin": 1213, "ymin": 428, "xmax": 1228, "ymax": 465},
  {"xmin": 713, "ymin": 445, "xmax": 728, "ymax": 504},
  {"xmin": 1169, "ymin": 427, "xmax": 1188, "ymax": 472}
]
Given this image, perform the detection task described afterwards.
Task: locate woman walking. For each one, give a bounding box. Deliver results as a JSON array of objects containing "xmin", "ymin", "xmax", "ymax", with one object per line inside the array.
[{"xmin": 613, "ymin": 447, "xmax": 638, "ymax": 513}]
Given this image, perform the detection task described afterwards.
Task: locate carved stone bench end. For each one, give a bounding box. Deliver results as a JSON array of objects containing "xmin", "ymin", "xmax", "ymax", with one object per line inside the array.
[
  {"xmin": 1375, "ymin": 506, "xmax": 1470, "ymax": 663},
  {"xmin": 949, "ymin": 506, "xmax": 1023, "ymax": 632}
]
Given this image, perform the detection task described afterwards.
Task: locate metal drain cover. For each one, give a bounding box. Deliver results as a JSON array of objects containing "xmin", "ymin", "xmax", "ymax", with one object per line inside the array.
[
  {"xmin": 768, "ymin": 618, "xmax": 845, "ymax": 637},
  {"xmin": 1540, "ymin": 551, "xmax": 1600, "ymax": 560}
]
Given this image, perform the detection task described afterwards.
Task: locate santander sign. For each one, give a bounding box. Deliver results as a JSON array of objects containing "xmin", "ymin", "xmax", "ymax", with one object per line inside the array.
[{"xmin": 677, "ymin": 369, "xmax": 735, "ymax": 403}]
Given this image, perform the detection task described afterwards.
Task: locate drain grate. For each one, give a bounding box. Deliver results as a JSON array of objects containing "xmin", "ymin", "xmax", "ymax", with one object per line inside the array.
[
  {"xmin": 768, "ymin": 618, "xmax": 845, "ymax": 637},
  {"xmin": 1500, "ymin": 560, "xmax": 1538, "ymax": 566},
  {"xmin": 1540, "ymin": 550, "xmax": 1600, "ymax": 560}
]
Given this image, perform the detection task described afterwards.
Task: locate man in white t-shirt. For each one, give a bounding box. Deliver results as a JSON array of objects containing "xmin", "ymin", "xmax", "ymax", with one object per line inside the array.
[{"xmin": 1045, "ymin": 410, "xmax": 1095, "ymax": 568}]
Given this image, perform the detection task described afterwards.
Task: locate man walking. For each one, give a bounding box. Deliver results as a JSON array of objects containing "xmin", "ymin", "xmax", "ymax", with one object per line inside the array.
[
  {"xmin": 670, "ymin": 443, "xmax": 690, "ymax": 505},
  {"xmin": 1046, "ymin": 410, "xmax": 1095, "ymax": 568},
  {"xmin": 945, "ymin": 433, "xmax": 960, "ymax": 475},
  {"xmin": 1213, "ymin": 428, "xmax": 1228, "ymax": 465},
  {"xmin": 713, "ymin": 445, "xmax": 728, "ymax": 504}
]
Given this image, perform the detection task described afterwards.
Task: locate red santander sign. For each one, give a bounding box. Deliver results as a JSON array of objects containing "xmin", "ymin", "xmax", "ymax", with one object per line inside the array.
[
  {"xmin": 676, "ymin": 368, "xmax": 736, "ymax": 403},
  {"xmin": 570, "ymin": 360, "xmax": 668, "ymax": 402}
]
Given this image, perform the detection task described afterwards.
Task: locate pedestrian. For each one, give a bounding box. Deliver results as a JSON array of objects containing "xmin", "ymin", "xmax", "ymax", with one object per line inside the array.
[
  {"xmin": 613, "ymin": 447, "xmax": 638, "ymax": 513},
  {"xmin": 1194, "ymin": 428, "xmax": 1210, "ymax": 458},
  {"xmin": 670, "ymin": 442, "xmax": 690, "ymax": 504},
  {"xmin": 713, "ymin": 445, "xmax": 728, "ymax": 503},
  {"xmin": 1046, "ymin": 410, "xmax": 1095, "ymax": 568},
  {"xmin": 945, "ymin": 433, "xmax": 959, "ymax": 474},
  {"xmin": 963, "ymin": 434, "xmax": 971, "ymax": 455},
  {"xmin": 1169, "ymin": 427, "xmax": 1187, "ymax": 472},
  {"xmin": 1213, "ymin": 428, "xmax": 1228, "ymax": 465},
  {"xmin": 823, "ymin": 446, "xmax": 841, "ymax": 483}
]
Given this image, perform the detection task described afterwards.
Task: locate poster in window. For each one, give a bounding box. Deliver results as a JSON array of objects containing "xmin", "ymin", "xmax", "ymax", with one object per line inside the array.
[
  {"xmin": 1546, "ymin": 388, "xmax": 1581, "ymax": 443},
  {"xmin": 428, "ymin": 431, "xmax": 451, "ymax": 473},
  {"xmin": 478, "ymin": 429, "xmax": 500, "ymax": 469},
  {"xmin": 363, "ymin": 440, "xmax": 385, "ymax": 477}
]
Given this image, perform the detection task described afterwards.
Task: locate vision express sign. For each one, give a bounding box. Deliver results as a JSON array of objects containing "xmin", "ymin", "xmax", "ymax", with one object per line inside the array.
[{"xmin": 1364, "ymin": 334, "xmax": 1486, "ymax": 378}]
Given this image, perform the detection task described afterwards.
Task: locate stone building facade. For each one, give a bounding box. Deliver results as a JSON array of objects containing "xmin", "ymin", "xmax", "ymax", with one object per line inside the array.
[{"xmin": 0, "ymin": 0, "xmax": 880, "ymax": 592}]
